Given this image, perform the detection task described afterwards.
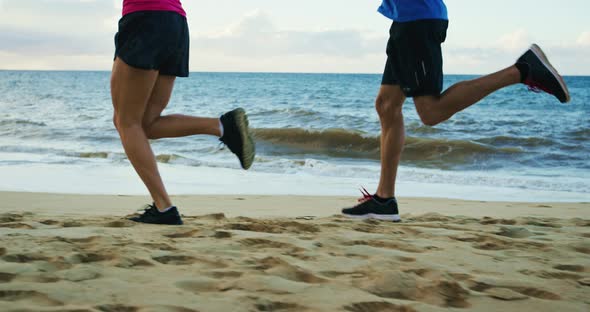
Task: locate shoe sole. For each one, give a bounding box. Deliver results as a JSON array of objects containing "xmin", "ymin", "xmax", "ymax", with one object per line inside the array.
[
  {"xmin": 232, "ymin": 108, "xmax": 256, "ymax": 170},
  {"xmin": 342, "ymin": 213, "xmax": 401, "ymax": 222},
  {"xmin": 530, "ymin": 44, "xmax": 571, "ymax": 103}
]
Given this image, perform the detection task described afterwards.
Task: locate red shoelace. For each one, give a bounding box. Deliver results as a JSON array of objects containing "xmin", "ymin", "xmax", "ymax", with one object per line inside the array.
[{"xmin": 358, "ymin": 187, "xmax": 373, "ymax": 203}]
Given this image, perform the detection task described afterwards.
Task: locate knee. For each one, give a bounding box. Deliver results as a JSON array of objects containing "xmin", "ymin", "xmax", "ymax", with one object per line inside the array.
[
  {"xmin": 112, "ymin": 114, "xmax": 119, "ymax": 131},
  {"xmin": 113, "ymin": 114, "xmax": 142, "ymax": 133},
  {"xmin": 417, "ymin": 111, "xmax": 439, "ymax": 126},
  {"xmin": 375, "ymin": 95, "xmax": 403, "ymax": 122},
  {"xmin": 414, "ymin": 100, "xmax": 440, "ymax": 127},
  {"xmin": 142, "ymin": 121, "xmax": 159, "ymax": 140}
]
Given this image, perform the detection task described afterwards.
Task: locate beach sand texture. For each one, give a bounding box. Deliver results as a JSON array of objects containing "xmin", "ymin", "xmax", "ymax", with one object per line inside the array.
[{"xmin": 0, "ymin": 193, "xmax": 589, "ymax": 311}]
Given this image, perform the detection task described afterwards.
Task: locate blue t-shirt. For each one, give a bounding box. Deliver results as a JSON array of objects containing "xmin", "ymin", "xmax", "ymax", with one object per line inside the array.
[{"xmin": 378, "ymin": 0, "xmax": 448, "ymax": 22}]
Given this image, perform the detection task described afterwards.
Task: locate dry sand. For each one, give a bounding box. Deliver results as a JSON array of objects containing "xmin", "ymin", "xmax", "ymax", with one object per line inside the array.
[{"xmin": 0, "ymin": 192, "xmax": 589, "ymax": 311}]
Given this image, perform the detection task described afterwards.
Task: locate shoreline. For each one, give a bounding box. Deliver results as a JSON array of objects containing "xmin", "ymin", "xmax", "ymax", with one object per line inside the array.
[{"xmin": 2, "ymin": 191, "xmax": 589, "ymax": 219}]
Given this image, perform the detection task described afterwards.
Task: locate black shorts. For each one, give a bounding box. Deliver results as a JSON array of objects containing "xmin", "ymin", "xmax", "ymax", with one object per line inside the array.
[
  {"xmin": 382, "ymin": 19, "xmax": 448, "ymax": 97},
  {"xmin": 114, "ymin": 11, "xmax": 190, "ymax": 77}
]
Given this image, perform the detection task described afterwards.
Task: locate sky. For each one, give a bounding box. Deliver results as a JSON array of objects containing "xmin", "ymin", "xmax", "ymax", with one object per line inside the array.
[{"xmin": 0, "ymin": 0, "xmax": 589, "ymax": 75}]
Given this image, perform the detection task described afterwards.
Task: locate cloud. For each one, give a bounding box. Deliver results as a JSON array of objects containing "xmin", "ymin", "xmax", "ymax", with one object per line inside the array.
[
  {"xmin": 442, "ymin": 30, "xmax": 590, "ymax": 75},
  {"xmin": 193, "ymin": 10, "xmax": 384, "ymax": 59},
  {"xmin": 577, "ymin": 31, "xmax": 590, "ymax": 46},
  {"xmin": 0, "ymin": 5, "xmax": 588, "ymax": 75},
  {"xmin": 497, "ymin": 29, "xmax": 531, "ymax": 53}
]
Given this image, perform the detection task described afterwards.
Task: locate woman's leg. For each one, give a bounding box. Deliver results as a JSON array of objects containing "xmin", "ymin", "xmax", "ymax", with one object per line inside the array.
[
  {"xmin": 111, "ymin": 58, "xmax": 172, "ymax": 211},
  {"xmin": 142, "ymin": 75, "xmax": 221, "ymax": 139}
]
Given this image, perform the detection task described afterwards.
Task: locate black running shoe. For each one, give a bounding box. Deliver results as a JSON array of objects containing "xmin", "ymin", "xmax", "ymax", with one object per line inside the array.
[
  {"xmin": 220, "ymin": 108, "xmax": 255, "ymax": 170},
  {"xmin": 129, "ymin": 204, "xmax": 183, "ymax": 225},
  {"xmin": 517, "ymin": 44, "xmax": 570, "ymax": 103},
  {"xmin": 342, "ymin": 188, "xmax": 401, "ymax": 222}
]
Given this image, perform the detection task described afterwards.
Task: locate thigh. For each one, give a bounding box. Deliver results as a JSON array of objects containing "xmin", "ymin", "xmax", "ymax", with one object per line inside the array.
[
  {"xmin": 111, "ymin": 57, "xmax": 159, "ymax": 125},
  {"xmin": 143, "ymin": 75, "xmax": 176, "ymax": 127}
]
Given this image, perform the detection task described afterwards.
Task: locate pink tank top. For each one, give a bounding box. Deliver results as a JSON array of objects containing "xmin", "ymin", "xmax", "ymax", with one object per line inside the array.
[{"xmin": 122, "ymin": 0, "xmax": 186, "ymax": 17}]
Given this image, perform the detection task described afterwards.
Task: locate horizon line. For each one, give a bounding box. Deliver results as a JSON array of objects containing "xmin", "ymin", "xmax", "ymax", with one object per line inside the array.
[{"xmin": 0, "ymin": 69, "xmax": 589, "ymax": 77}]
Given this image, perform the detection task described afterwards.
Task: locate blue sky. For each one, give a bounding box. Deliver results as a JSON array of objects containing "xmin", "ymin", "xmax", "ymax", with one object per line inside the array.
[{"xmin": 0, "ymin": 0, "xmax": 588, "ymax": 74}]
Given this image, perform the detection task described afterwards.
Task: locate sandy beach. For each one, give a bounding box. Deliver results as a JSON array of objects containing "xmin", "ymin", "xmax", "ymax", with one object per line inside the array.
[{"xmin": 0, "ymin": 192, "xmax": 589, "ymax": 311}]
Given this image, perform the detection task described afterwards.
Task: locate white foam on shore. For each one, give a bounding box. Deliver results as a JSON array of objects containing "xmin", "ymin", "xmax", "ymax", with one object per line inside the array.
[{"xmin": 0, "ymin": 161, "xmax": 588, "ymax": 203}]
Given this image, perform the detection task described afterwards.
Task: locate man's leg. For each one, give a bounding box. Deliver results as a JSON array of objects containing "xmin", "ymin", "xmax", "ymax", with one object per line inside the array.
[
  {"xmin": 376, "ymin": 85, "xmax": 406, "ymax": 198},
  {"xmin": 341, "ymin": 85, "xmax": 404, "ymax": 222},
  {"xmin": 414, "ymin": 66, "xmax": 521, "ymax": 126},
  {"xmin": 414, "ymin": 44, "xmax": 571, "ymax": 126},
  {"xmin": 111, "ymin": 58, "xmax": 172, "ymax": 211}
]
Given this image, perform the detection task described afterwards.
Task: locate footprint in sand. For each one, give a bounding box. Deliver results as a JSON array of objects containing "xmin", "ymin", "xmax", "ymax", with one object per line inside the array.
[
  {"xmin": 227, "ymin": 222, "xmax": 282, "ymax": 233},
  {"xmin": 152, "ymin": 254, "xmax": 228, "ymax": 268},
  {"xmin": 553, "ymin": 264, "xmax": 586, "ymax": 272},
  {"xmin": 518, "ymin": 269, "xmax": 581, "ymax": 280},
  {"xmin": 0, "ymin": 222, "xmax": 35, "ymax": 229},
  {"xmin": 60, "ymin": 236, "xmax": 102, "ymax": 244},
  {"xmin": 256, "ymin": 257, "xmax": 327, "ymax": 284},
  {"xmin": 0, "ymin": 290, "xmax": 63, "ymax": 307},
  {"xmin": 152, "ymin": 255, "xmax": 197, "ymax": 265},
  {"xmin": 227, "ymin": 220, "xmax": 320, "ymax": 234},
  {"xmin": 61, "ymin": 220, "xmax": 85, "ymax": 228},
  {"xmin": 136, "ymin": 306, "xmax": 199, "ymax": 312},
  {"xmin": 0, "ymin": 272, "xmax": 16, "ymax": 283},
  {"xmin": 212, "ymin": 231, "xmax": 232, "ymax": 239},
  {"xmin": 452, "ymin": 234, "xmax": 547, "ymax": 251},
  {"xmin": 468, "ymin": 279, "xmax": 561, "ymax": 301},
  {"xmin": 103, "ymin": 220, "xmax": 136, "ymax": 228},
  {"xmin": 2, "ymin": 252, "xmax": 52, "ymax": 263},
  {"xmin": 0, "ymin": 213, "xmax": 26, "ymax": 223},
  {"xmin": 344, "ymin": 302, "xmax": 417, "ymax": 312},
  {"xmin": 95, "ymin": 304, "xmax": 140, "ymax": 312},
  {"xmin": 360, "ymin": 271, "xmax": 471, "ymax": 308},
  {"xmin": 194, "ymin": 213, "xmax": 226, "ymax": 221},
  {"xmin": 163, "ymin": 229, "xmax": 200, "ymax": 238},
  {"xmin": 479, "ymin": 217, "xmax": 517, "ymax": 225},
  {"xmin": 524, "ymin": 219, "xmax": 562, "ymax": 228},
  {"xmin": 252, "ymin": 298, "xmax": 302, "ymax": 312},
  {"xmin": 206, "ymin": 270, "xmax": 243, "ymax": 279},
  {"xmin": 39, "ymin": 219, "xmax": 60, "ymax": 225},
  {"xmin": 571, "ymin": 242, "xmax": 590, "ymax": 254},
  {"xmin": 115, "ymin": 257, "xmax": 155, "ymax": 269},
  {"xmin": 343, "ymin": 240, "xmax": 426, "ymax": 253},
  {"xmin": 175, "ymin": 277, "xmax": 221, "ymax": 293},
  {"xmin": 239, "ymin": 238, "xmax": 304, "ymax": 252},
  {"xmin": 68, "ymin": 252, "xmax": 116, "ymax": 264},
  {"xmin": 58, "ymin": 268, "xmax": 102, "ymax": 282},
  {"xmin": 140, "ymin": 242, "xmax": 178, "ymax": 251},
  {"xmin": 484, "ymin": 288, "xmax": 529, "ymax": 301},
  {"xmin": 496, "ymin": 226, "xmax": 533, "ymax": 239}
]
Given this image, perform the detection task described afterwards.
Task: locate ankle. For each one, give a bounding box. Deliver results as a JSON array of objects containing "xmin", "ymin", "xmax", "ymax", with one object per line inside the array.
[
  {"xmin": 218, "ymin": 118, "xmax": 224, "ymax": 137},
  {"xmin": 514, "ymin": 63, "xmax": 529, "ymax": 83},
  {"xmin": 154, "ymin": 200, "xmax": 173, "ymax": 212},
  {"xmin": 374, "ymin": 192, "xmax": 395, "ymax": 201}
]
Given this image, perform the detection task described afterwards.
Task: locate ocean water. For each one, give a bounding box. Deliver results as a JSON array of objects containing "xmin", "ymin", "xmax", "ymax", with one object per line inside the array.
[{"xmin": 0, "ymin": 70, "xmax": 588, "ymax": 202}]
